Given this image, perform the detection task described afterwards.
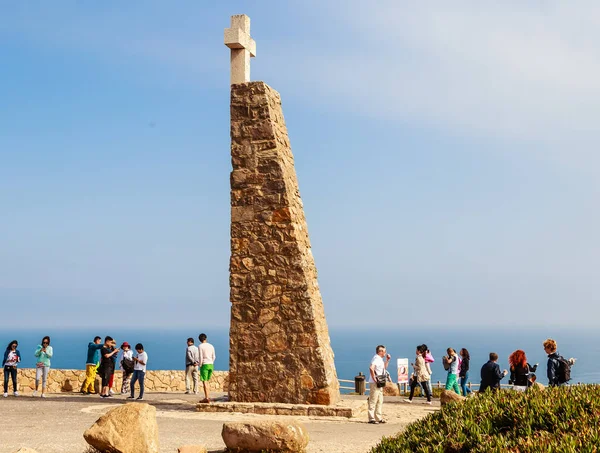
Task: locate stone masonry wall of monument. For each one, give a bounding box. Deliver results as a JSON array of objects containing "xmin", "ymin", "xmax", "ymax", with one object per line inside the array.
[{"xmin": 229, "ymin": 81, "xmax": 340, "ymax": 405}]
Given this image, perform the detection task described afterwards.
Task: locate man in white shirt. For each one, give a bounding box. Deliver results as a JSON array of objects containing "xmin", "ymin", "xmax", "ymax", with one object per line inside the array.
[
  {"xmin": 128, "ymin": 343, "xmax": 148, "ymax": 401},
  {"xmin": 185, "ymin": 338, "xmax": 200, "ymax": 394},
  {"xmin": 368, "ymin": 344, "xmax": 391, "ymax": 424},
  {"xmin": 198, "ymin": 333, "xmax": 216, "ymax": 403}
]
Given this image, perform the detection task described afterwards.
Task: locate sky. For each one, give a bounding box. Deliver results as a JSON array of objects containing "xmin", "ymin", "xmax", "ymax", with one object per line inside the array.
[{"xmin": 1, "ymin": 1, "xmax": 599, "ymax": 329}]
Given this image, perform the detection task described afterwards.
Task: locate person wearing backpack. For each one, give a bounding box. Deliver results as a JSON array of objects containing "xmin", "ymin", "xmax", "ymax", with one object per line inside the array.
[
  {"xmin": 543, "ymin": 338, "xmax": 576, "ymax": 386},
  {"xmin": 119, "ymin": 342, "xmax": 134, "ymax": 394},
  {"xmin": 443, "ymin": 348, "xmax": 461, "ymax": 395}
]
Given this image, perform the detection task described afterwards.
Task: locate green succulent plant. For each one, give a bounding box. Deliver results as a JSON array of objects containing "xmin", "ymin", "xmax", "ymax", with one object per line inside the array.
[{"xmin": 371, "ymin": 384, "xmax": 600, "ymax": 453}]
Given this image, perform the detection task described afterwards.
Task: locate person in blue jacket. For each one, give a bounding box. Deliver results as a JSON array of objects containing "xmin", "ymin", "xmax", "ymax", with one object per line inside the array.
[
  {"xmin": 480, "ymin": 352, "xmax": 508, "ymax": 393},
  {"xmin": 3, "ymin": 340, "xmax": 21, "ymax": 397},
  {"xmin": 82, "ymin": 336, "xmax": 104, "ymax": 394}
]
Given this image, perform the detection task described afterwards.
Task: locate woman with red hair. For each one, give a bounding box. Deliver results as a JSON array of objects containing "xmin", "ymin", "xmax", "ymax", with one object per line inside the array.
[{"xmin": 508, "ymin": 350, "xmax": 537, "ymax": 391}]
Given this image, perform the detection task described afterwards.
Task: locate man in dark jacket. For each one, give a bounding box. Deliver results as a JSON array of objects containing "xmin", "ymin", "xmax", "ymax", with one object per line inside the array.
[
  {"xmin": 480, "ymin": 352, "xmax": 508, "ymax": 393},
  {"xmin": 544, "ymin": 338, "xmax": 575, "ymax": 386}
]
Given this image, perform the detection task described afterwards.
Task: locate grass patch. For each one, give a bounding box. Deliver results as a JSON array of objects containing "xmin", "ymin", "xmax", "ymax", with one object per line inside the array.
[{"xmin": 371, "ymin": 384, "xmax": 600, "ymax": 452}]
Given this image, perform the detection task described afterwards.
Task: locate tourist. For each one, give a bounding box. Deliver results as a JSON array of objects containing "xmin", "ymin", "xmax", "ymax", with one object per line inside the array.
[
  {"xmin": 108, "ymin": 347, "xmax": 118, "ymax": 395},
  {"xmin": 479, "ymin": 352, "xmax": 508, "ymax": 393},
  {"xmin": 443, "ymin": 348, "xmax": 461, "ymax": 395},
  {"xmin": 459, "ymin": 348, "xmax": 472, "ymax": 397},
  {"xmin": 129, "ymin": 343, "xmax": 148, "ymax": 400},
  {"xmin": 543, "ymin": 338, "xmax": 576, "ymax": 387},
  {"xmin": 33, "ymin": 336, "xmax": 53, "ymax": 398},
  {"xmin": 403, "ymin": 345, "xmax": 432, "ymax": 405},
  {"xmin": 98, "ymin": 336, "xmax": 119, "ymax": 398},
  {"xmin": 82, "ymin": 336, "xmax": 103, "ymax": 395},
  {"xmin": 508, "ymin": 349, "xmax": 532, "ymax": 392},
  {"xmin": 368, "ymin": 345, "xmax": 391, "ymax": 424},
  {"xmin": 198, "ymin": 333, "xmax": 216, "ymax": 403},
  {"xmin": 185, "ymin": 337, "xmax": 200, "ymax": 395},
  {"xmin": 119, "ymin": 342, "xmax": 134, "ymax": 394},
  {"xmin": 424, "ymin": 347, "xmax": 434, "ymax": 398},
  {"xmin": 3, "ymin": 340, "xmax": 21, "ymax": 397}
]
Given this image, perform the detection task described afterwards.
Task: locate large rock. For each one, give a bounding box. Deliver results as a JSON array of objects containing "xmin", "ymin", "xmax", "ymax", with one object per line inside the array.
[
  {"xmin": 222, "ymin": 420, "xmax": 309, "ymax": 452},
  {"xmin": 440, "ymin": 389, "xmax": 466, "ymax": 406},
  {"xmin": 382, "ymin": 382, "xmax": 400, "ymax": 396},
  {"xmin": 83, "ymin": 403, "xmax": 159, "ymax": 453}
]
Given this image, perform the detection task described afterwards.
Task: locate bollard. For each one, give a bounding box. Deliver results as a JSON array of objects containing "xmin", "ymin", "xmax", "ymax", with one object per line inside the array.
[{"xmin": 355, "ymin": 372, "xmax": 366, "ymax": 395}]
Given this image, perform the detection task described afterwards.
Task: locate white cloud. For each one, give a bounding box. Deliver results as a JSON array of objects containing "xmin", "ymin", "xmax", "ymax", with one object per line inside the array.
[{"xmin": 259, "ymin": 1, "xmax": 600, "ymax": 152}]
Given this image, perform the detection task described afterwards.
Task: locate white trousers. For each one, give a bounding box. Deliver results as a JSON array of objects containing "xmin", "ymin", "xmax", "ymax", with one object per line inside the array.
[{"xmin": 368, "ymin": 382, "xmax": 384, "ymax": 422}]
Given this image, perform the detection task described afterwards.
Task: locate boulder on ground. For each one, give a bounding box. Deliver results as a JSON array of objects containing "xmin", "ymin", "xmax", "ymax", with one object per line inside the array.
[
  {"xmin": 440, "ymin": 389, "xmax": 466, "ymax": 406},
  {"xmin": 178, "ymin": 446, "xmax": 208, "ymax": 453},
  {"xmin": 222, "ymin": 420, "xmax": 309, "ymax": 453},
  {"xmin": 83, "ymin": 403, "xmax": 159, "ymax": 453},
  {"xmin": 382, "ymin": 382, "xmax": 400, "ymax": 396}
]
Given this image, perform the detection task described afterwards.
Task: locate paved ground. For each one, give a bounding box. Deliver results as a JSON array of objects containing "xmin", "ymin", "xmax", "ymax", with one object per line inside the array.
[{"xmin": 0, "ymin": 392, "xmax": 439, "ymax": 453}]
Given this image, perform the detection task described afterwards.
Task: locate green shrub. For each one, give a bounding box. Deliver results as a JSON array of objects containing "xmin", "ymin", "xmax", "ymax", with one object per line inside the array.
[{"xmin": 371, "ymin": 384, "xmax": 600, "ymax": 453}]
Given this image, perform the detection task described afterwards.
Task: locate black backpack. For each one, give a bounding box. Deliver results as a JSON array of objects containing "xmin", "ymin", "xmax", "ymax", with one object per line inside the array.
[
  {"xmin": 122, "ymin": 357, "xmax": 135, "ymax": 373},
  {"xmin": 557, "ymin": 356, "xmax": 572, "ymax": 384}
]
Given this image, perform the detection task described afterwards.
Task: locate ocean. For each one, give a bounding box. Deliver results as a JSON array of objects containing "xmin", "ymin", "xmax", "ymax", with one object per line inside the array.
[{"xmin": 2, "ymin": 327, "xmax": 597, "ymax": 389}]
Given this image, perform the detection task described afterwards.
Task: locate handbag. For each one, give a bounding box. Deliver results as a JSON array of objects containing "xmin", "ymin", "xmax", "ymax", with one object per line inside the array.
[{"xmin": 375, "ymin": 370, "xmax": 387, "ymax": 388}]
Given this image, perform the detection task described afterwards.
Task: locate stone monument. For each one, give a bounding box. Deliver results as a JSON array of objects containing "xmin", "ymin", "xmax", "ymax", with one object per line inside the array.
[{"xmin": 225, "ymin": 15, "xmax": 340, "ymax": 405}]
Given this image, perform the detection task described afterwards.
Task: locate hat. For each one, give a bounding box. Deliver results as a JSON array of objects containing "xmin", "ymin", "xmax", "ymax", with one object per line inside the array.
[{"xmin": 121, "ymin": 342, "xmax": 130, "ymax": 348}]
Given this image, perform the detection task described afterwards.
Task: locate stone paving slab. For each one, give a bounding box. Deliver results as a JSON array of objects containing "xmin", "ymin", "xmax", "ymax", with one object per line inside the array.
[{"xmin": 196, "ymin": 399, "xmax": 367, "ymax": 418}]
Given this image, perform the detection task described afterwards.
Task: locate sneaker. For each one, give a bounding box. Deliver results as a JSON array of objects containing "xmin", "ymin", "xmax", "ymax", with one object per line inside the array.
[
  {"xmin": 13, "ymin": 392, "xmax": 19, "ymax": 397},
  {"xmin": 136, "ymin": 396, "xmax": 143, "ymax": 400},
  {"xmin": 368, "ymin": 420, "xmax": 378, "ymax": 424},
  {"xmin": 194, "ymin": 391, "xmax": 198, "ymax": 395},
  {"xmin": 378, "ymin": 420, "xmax": 387, "ymax": 424},
  {"xmin": 127, "ymin": 396, "xmax": 135, "ymax": 399},
  {"xmin": 424, "ymin": 401, "xmax": 432, "ymax": 405},
  {"xmin": 32, "ymin": 391, "xmax": 38, "ymax": 397},
  {"xmin": 3, "ymin": 393, "xmax": 7, "ymax": 398},
  {"xmin": 100, "ymin": 394, "xmax": 109, "ymax": 398},
  {"xmin": 41, "ymin": 394, "xmax": 47, "ymax": 398},
  {"xmin": 109, "ymin": 389, "xmax": 115, "ymax": 395},
  {"xmin": 184, "ymin": 391, "xmax": 190, "ymax": 394},
  {"xmin": 403, "ymin": 399, "xmax": 412, "ymax": 403}
]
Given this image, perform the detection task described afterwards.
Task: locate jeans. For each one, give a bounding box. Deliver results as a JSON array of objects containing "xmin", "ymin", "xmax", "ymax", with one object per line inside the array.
[
  {"xmin": 35, "ymin": 366, "xmax": 49, "ymax": 389},
  {"xmin": 130, "ymin": 370, "xmax": 145, "ymax": 398},
  {"xmin": 408, "ymin": 377, "xmax": 431, "ymax": 402},
  {"xmin": 3, "ymin": 366, "xmax": 17, "ymax": 393},
  {"xmin": 425, "ymin": 379, "xmax": 432, "ymax": 396},
  {"xmin": 460, "ymin": 372, "xmax": 472, "ymax": 395}
]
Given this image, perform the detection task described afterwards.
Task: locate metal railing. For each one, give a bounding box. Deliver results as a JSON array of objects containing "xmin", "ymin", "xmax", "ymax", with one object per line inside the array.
[{"xmin": 339, "ymin": 378, "xmax": 517, "ymax": 395}]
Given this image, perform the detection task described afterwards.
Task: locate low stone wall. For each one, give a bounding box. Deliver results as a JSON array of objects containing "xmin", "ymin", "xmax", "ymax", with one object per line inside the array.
[{"xmin": 0, "ymin": 368, "xmax": 229, "ymax": 394}]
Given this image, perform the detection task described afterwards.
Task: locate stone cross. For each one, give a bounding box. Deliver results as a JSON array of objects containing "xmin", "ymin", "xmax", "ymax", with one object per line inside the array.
[{"xmin": 224, "ymin": 15, "xmax": 256, "ymax": 85}]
